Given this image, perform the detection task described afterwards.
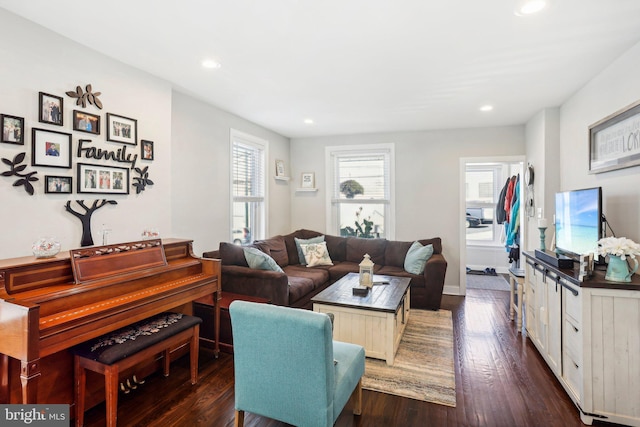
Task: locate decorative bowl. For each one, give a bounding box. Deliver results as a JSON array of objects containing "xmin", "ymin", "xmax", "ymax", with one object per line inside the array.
[{"xmin": 32, "ymin": 237, "xmax": 61, "ymax": 258}]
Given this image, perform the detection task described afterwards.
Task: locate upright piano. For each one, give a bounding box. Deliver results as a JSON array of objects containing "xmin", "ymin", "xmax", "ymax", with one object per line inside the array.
[{"xmin": 0, "ymin": 238, "xmax": 220, "ymax": 407}]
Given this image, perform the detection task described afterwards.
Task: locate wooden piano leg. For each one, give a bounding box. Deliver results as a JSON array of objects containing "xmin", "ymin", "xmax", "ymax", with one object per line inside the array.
[
  {"xmin": 190, "ymin": 324, "xmax": 200, "ymax": 385},
  {"xmin": 20, "ymin": 358, "xmax": 40, "ymax": 404},
  {"xmin": 214, "ymin": 290, "xmax": 221, "ymax": 357},
  {"xmin": 105, "ymin": 365, "xmax": 119, "ymax": 427},
  {"xmin": 1, "ymin": 354, "xmax": 9, "ymax": 403}
]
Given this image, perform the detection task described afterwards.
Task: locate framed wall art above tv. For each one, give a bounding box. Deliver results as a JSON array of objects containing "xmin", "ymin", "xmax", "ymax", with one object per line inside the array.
[{"xmin": 589, "ymin": 99, "xmax": 640, "ymax": 174}]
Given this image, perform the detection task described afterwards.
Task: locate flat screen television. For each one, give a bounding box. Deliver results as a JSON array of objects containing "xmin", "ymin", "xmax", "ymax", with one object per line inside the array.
[{"xmin": 554, "ymin": 187, "xmax": 603, "ymax": 258}]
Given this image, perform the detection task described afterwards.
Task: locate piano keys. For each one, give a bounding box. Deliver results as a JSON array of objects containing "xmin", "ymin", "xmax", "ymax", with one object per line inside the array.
[{"xmin": 0, "ymin": 238, "xmax": 220, "ymax": 406}]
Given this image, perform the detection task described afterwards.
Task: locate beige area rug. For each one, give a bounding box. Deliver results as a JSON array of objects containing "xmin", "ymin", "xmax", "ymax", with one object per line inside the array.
[{"xmin": 362, "ymin": 309, "xmax": 456, "ymax": 407}]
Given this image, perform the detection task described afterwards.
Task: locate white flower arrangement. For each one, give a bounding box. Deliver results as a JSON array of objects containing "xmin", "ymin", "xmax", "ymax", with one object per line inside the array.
[{"xmin": 597, "ymin": 237, "xmax": 640, "ymax": 260}]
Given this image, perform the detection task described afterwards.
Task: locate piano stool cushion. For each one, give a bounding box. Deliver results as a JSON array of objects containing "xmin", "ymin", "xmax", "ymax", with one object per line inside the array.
[{"xmin": 70, "ymin": 313, "xmax": 202, "ymax": 365}]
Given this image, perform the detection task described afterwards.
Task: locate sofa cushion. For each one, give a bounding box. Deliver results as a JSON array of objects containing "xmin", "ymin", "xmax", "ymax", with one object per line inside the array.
[
  {"xmin": 254, "ymin": 236, "xmax": 289, "ymax": 268},
  {"xmin": 243, "ymin": 247, "xmax": 284, "ymax": 273},
  {"xmin": 220, "ymin": 242, "xmax": 249, "ymax": 267},
  {"xmin": 418, "ymin": 237, "xmax": 442, "ymax": 254},
  {"xmin": 325, "ymin": 234, "xmax": 347, "ymax": 262},
  {"xmin": 346, "ymin": 237, "xmax": 386, "ymax": 265},
  {"xmin": 283, "ymin": 265, "xmax": 330, "ymax": 289},
  {"xmin": 287, "ymin": 275, "xmax": 316, "ymax": 304},
  {"xmin": 404, "ymin": 242, "xmax": 434, "ymax": 275},
  {"xmin": 295, "ymin": 235, "xmax": 325, "ymax": 265},
  {"xmin": 301, "ymin": 242, "xmax": 333, "ymax": 267},
  {"xmin": 384, "ymin": 240, "xmax": 413, "ymax": 268}
]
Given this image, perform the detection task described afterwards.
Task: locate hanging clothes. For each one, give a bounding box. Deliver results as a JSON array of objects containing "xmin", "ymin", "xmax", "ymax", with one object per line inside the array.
[
  {"xmin": 504, "ymin": 175, "xmax": 517, "ymax": 222},
  {"xmin": 506, "ymin": 175, "xmax": 521, "ymax": 248},
  {"xmin": 495, "ymin": 178, "xmax": 510, "ymax": 224}
]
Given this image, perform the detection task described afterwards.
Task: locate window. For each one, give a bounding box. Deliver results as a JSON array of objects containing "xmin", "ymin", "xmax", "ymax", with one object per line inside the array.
[
  {"xmin": 230, "ymin": 129, "xmax": 267, "ymax": 244},
  {"xmin": 326, "ymin": 144, "xmax": 394, "ymax": 239}
]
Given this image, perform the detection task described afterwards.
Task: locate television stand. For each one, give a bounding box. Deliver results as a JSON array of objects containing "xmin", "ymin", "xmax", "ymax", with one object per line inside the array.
[{"xmin": 534, "ymin": 249, "xmax": 574, "ymax": 269}]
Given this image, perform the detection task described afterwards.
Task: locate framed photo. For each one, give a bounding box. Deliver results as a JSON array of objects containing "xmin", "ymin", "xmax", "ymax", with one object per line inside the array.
[
  {"xmin": 275, "ymin": 159, "xmax": 285, "ymax": 177},
  {"xmin": 77, "ymin": 163, "xmax": 129, "ymax": 195},
  {"xmin": 39, "ymin": 92, "xmax": 64, "ymax": 126},
  {"xmin": 141, "ymin": 139, "xmax": 154, "ymax": 160},
  {"xmin": 31, "ymin": 128, "xmax": 72, "ymax": 169},
  {"xmin": 44, "ymin": 175, "xmax": 72, "ymax": 194},
  {"xmin": 589, "ymin": 99, "xmax": 640, "ymax": 174},
  {"xmin": 106, "ymin": 113, "xmax": 137, "ymax": 145},
  {"xmin": 1, "ymin": 114, "xmax": 24, "ymax": 144},
  {"xmin": 73, "ymin": 110, "xmax": 100, "ymax": 135},
  {"xmin": 301, "ymin": 172, "xmax": 315, "ymax": 188}
]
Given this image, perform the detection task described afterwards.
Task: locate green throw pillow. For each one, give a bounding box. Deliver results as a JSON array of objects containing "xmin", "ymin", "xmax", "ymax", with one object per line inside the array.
[
  {"xmin": 243, "ymin": 247, "xmax": 284, "ymax": 273},
  {"xmin": 404, "ymin": 241, "xmax": 434, "ymax": 275},
  {"xmin": 294, "ymin": 235, "xmax": 325, "ymax": 265}
]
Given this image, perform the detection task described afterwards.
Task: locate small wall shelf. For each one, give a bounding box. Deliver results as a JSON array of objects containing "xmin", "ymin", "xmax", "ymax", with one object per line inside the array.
[
  {"xmin": 274, "ymin": 176, "xmax": 290, "ymax": 182},
  {"xmin": 295, "ymin": 188, "xmax": 318, "ymax": 192}
]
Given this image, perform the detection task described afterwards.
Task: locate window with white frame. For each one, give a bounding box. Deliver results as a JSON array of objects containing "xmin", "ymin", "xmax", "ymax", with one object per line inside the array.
[
  {"xmin": 230, "ymin": 129, "xmax": 267, "ymax": 244},
  {"xmin": 326, "ymin": 144, "xmax": 394, "ymax": 239}
]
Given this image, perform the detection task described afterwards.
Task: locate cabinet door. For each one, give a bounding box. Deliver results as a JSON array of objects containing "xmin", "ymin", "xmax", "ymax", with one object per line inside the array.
[
  {"xmin": 545, "ymin": 273, "xmax": 562, "ymax": 375},
  {"xmin": 525, "ymin": 261, "xmax": 538, "ymax": 342}
]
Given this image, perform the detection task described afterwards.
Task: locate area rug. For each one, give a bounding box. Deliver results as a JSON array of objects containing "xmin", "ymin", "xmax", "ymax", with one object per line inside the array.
[
  {"xmin": 466, "ymin": 273, "xmax": 510, "ymax": 291},
  {"xmin": 362, "ymin": 309, "xmax": 456, "ymax": 407}
]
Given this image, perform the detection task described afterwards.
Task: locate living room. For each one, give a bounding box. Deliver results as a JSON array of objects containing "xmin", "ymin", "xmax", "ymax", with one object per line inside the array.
[{"xmin": 1, "ymin": 2, "xmax": 640, "ymax": 426}]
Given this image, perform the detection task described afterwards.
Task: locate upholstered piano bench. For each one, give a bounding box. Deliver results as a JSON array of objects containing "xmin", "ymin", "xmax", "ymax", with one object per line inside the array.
[{"xmin": 71, "ymin": 312, "xmax": 202, "ymax": 427}]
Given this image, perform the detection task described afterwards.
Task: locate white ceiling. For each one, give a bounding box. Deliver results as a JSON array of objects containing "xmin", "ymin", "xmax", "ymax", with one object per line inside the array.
[{"xmin": 2, "ymin": 0, "xmax": 640, "ymax": 139}]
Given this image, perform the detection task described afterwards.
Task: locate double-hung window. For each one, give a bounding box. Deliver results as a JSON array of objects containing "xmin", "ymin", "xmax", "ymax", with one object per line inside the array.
[
  {"xmin": 230, "ymin": 129, "xmax": 267, "ymax": 244},
  {"xmin": 326, "ymin": 144, "xmax": 394, "ymax": 239}
]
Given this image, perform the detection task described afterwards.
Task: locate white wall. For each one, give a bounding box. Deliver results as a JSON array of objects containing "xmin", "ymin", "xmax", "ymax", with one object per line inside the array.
[
  {"xmin": 291, "ymin": 127, "xmax": 525, "ymax": 295},
  {"xmin": 171, "ymin": 91, "xmax": 291, "ymax": 257},
  {"xmin": 558, "ymin": 40, "xmax": 640, "ymax": 243},
  {"xmin": 0, "ymin": 9, "xmax": 172, "ymax": 259}
]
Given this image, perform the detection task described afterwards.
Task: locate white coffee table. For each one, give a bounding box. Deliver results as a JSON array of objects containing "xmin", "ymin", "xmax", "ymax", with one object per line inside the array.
[{"xmin": 312, "ymin": 273, "xmax": 411, "ymax": 365}]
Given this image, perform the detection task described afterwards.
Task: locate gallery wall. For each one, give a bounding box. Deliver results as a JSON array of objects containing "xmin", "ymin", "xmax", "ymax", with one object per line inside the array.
[
  {"xmin": 0, "ymin": 9, "xmax": 173, "ymax": 259},
  {"xmin": 289, "ymin": 126, "xmax": 526, "ymax": 295}
]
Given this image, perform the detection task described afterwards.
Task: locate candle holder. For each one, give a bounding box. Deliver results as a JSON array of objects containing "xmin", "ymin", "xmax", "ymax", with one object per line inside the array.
[{"xmin": 538, "ymin": 227, "xmax": 547, "ymax": 251}]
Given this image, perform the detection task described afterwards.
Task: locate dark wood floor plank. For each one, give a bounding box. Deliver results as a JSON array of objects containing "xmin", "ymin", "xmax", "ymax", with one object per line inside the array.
[{"xmin": 83, "ymin": 288, "xmax": 608, "ymax": 427}]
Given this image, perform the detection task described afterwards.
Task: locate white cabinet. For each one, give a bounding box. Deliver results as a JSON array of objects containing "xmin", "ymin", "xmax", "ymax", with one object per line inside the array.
[{"xmin": 525, "ymin": 254, "xmax": 640, "ymax": 427}]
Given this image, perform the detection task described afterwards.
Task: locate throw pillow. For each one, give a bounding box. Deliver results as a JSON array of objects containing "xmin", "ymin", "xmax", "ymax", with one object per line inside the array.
[
  {"xmin": 300, "ymin": 241, "xmax": 334, "ymax": 267},
  {"xmin": 295, "ymin": 235, "xmax": 325, "ymax": 265},
  {"xmin": 404, "ymin": 241, "xmax": 434, "ymax": 275},
  {"xmin": 243, "ymin": 247, "xmax": 284, "ymax": 273}
]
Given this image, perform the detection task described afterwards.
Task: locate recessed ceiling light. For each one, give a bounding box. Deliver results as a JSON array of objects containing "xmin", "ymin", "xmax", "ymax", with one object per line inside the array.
[
  {"xmin": 304, "ymin": 118, "xmax": 314, "ymax": 125},
  {"xmin": 202, "ymin": 59, "xmax": 221, "ymax": 69},
  {"xmin": 480, "ymin": 105, "xmax": 494, "ymax": 112},
  {"xmin": 514, "ymin": 0, "xmax": 547, "ymax": 16}
]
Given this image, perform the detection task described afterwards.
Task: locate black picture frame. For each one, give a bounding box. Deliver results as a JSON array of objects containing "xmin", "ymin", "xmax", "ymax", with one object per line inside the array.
[
  {"xmin": 77, "ymin": 162, "xmax": 129, "ymax": 195},
  {"xmin": 1, "ymin": 114, "xmax": 25, "ymax": 144},
  {"xmin": 73, "ymin": 110, "xmax": 100, "ymax": 135},
  {"xmin": 44, "ymin": 175, "xmax": 72, "ymax": 194},
  {"xmin": 31, "ymin": 128, "xmax": 72, "ymax": 169},
  {"xmin": 141, "ymin": 140, "xmax": 154, "ymax": 160},
  {"xmin": 39, "ymin": 92, "xmax": 64, "ymax": 126},
  {"xmin": 589, "ymin": 99, "xmax": 640, "ymax": 174},
  {"xmin": 106, "ymin": 113, "xmax": 137, "ymax": 145}
]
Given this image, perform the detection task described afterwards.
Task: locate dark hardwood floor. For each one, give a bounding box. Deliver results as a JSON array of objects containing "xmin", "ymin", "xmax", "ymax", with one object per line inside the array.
[{"xmin": 83, "ymin": 289, "xmax": 607, "ymax": 427}]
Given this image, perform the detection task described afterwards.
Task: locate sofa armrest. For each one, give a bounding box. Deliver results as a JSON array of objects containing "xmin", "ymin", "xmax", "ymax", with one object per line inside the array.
[
  {"xmin": 222, "ymin": 265, "xmax": 290, "ymax": 306},
  {"xmin": 421, "ymin": 253, "xmax": 447, "ymax": 309}
]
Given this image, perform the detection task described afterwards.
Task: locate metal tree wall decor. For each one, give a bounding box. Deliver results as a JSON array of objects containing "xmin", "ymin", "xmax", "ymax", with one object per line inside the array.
[
  {"xmin": 132, "ymin": 166, "xmax": 154, "ymax": 194},
  {"xmin": 1, "ymin": 152, "xmax": 39, "ymax": 195},
  {"xmin": 66, "ymin": 84, "xmax": 103, "ymax": 109},
  {"xmin": 65, "ymin": 199, "xmax": 117, "ymax": 246}
]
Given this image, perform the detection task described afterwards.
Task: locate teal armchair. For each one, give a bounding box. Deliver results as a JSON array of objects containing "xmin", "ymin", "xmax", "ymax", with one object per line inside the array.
[{"xmin": 229, "ymin": 301, "xmax": 365, "ymax": 427}]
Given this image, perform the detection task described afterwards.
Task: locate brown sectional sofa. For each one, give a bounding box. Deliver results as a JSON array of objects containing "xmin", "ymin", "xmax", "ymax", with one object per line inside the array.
[{"xmin": 203, "ymin": 229, "xmax": 447, "ymax": 310}]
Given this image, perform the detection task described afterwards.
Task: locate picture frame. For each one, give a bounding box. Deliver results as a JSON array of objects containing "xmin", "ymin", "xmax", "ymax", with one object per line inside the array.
[
  {"xmin": 44, "ymin": 175, "xmax": 72, "ymax": 194},
  {"xmin": 77, "ymin": 163, "xmax": 129, "ymax": 195},
  {"xmin": 1, "ymin": 114, "xmax": 25, "ymax": 144},
  {"xmin": 73, "ymin": 110, "xmax": 100, "ymax": 135},
  {"xmin": 301, "ymin": 172, "xmax": 315, "ymax": 188},
  {"xmin": 275, "ymin": 159, "xmax": 285, "ymax": 177},
  {"xmin": 106, "ymin": 113, "xmax": 137, "ymax": 145},
  {"xmin": 589, "ymin": 99, "xmax": 640, "ymax": 174},
  {"xmin": 31, "ymin": 128, "xmax": 72, "ymax": 169},
  {"xmin": 141, "ymin": 139, "xmax": 154, "ymax": 160},
  {"xmin": 39, "ymin": 92, "xmax": 64, "ymax": 126}
]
